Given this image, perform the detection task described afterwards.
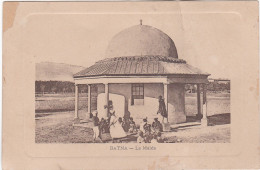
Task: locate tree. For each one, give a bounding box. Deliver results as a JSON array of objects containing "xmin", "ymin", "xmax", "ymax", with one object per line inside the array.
[
  {"xmin": 70, "ymin": 85, "xmax": 75, "ymax": 93},
  {"xmin": 62, "ymin": 87, "xmax": 67, "ymax": 93},
  {"xmin": 40, "ymin": 84, "xmax": 46, "ymax": 95},
  {"xmin": 51, "ymin": 86, "xmax": 57, "ymax": 93}
]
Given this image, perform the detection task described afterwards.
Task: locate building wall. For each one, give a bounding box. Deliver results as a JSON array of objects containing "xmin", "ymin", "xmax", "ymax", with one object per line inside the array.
[
  {"xmin": 129, "ymin": 83, "xmax": 163, "ymax": 124},
  {"xmin": 97, "ymin": 93, "xmax": 125, "ymax": 119},
  {"xmin": 96, "ymin": 83, "xmax": 186, "ymax": 125},
  {"xmin": 108, "ymin": 83, "xmax": 163, "ymax": 124},
  {"xmin": 109, "ymin": 83, "xmax": 131, "ymax": 118},
  {"xmin": 97, "ymin": 84, "xmax": 105, "ymax": 94}
]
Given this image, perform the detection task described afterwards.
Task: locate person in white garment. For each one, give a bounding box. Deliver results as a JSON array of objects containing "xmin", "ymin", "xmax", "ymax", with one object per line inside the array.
[
  {"xmin": 109, "ymin": 111, "xmax": 127, "ymax": 140},
  {"xmin": 92, "ymin": 111, "xmax": 100, "ymax": 142},
  {"xmin": 140, "ymin": 118, "xmax": 148, "ymax": 133}
]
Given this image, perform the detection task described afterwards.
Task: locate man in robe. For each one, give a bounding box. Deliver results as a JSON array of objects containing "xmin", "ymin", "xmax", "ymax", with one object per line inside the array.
[{"xmin": 157, "ymin": 95, "xmax": 168, "ymax": 123}]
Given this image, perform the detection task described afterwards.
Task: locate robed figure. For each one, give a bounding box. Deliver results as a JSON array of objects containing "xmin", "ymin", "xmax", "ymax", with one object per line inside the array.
[
  {"xmin": 157, "ymin": 95, "xmax": 168, "ymax": 122},
  {"xmin": 109, "ymin": 112, "xmax": 127, "ymax": 140}
]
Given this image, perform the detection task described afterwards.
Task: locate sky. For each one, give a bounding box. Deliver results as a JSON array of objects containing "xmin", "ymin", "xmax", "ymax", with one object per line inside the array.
[{"xmin": 6, "ymin": 2, "xmax": 248, "ymax": 80}]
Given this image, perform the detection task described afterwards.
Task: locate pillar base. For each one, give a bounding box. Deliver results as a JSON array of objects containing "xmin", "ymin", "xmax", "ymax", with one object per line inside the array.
[
  {"xmin": 162, "ymin": 122, "xmax": 171, "ymax": 132},
  {"xmin": 73, "ymin": 117, "xmax": 81, "ymax": 124},
  {"xmin": 88, "ymin": 112, "xmax": 93, "ymax": 119},
  {"xmin": 196, "ymin": 114, "xmax": 203, "ymax": 120},
  {"xmin": 201, "ymin": 118, "xmax": 208, "ymax": 127}
]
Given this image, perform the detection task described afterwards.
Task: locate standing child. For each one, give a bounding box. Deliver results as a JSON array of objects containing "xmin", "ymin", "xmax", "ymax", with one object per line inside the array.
[
  {"xmin": 104, "ymin": 119, "xmax": 110, "ymax": 133},
  {"xmin": 92, "ymin": 111, "xmax": 100, "ymax": 142},
  {"xmin": 99, "ymin": 118, "xmax": 105, "ymax": 134}
]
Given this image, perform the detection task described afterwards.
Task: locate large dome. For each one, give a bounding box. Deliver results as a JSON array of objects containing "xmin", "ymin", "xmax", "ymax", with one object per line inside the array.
[{"xmin": 106, "ymin": 24, "xmax": 178, "ymax": 58}]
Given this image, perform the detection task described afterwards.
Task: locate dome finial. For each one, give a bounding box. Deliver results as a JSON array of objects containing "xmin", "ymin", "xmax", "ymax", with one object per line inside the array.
[{"xmin": 140, "ymin": 19, "xmax": 142, "ymax": 25}]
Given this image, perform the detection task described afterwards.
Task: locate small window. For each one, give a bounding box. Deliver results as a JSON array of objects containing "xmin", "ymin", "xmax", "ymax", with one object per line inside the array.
[{"xmin": 131, "ymin": 84, "xmax": 144, "ymax": 105}]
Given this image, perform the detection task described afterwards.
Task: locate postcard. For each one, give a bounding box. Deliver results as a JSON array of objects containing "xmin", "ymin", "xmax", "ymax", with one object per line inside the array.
[{"xmin": 2, "ymin": 1, "xmax": 259, "ymax": 169}]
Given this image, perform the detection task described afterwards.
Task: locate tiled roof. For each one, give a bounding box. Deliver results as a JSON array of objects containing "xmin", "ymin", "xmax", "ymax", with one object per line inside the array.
[{"xmin": 73, "ymin": 56, "xmax": 210, "ymax": 78}]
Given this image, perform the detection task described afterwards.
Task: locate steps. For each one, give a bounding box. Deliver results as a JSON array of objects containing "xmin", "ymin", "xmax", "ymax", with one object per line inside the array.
[{"xmin": 170, "ymin": 122, "xmax": 201, "ymax": 130}]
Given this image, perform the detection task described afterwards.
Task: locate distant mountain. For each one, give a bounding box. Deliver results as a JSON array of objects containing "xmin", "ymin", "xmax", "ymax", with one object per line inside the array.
[{"xmin": 36, "ymin": 62, "xmax": 85, "ymax": 82}]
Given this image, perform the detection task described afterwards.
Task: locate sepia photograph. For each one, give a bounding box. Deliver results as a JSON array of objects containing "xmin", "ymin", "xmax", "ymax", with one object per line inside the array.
[
  {"xmin": 35, "ymin": 15, "xmax": 230, "ymax": 144},
  {"xmin": 3, "ymin": 1, "xmax": 259, "ymax": 169}
]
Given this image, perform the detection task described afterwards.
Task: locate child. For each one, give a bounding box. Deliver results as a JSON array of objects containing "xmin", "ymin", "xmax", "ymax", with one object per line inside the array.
[
  {"xmin": 129, "ymin": 117, "xmax": 137, "ymax": 133},
  {"xmin": 122, "ymin": 117, "xmax": 130, "ymax": 132},
  {"xmin": 152, "ymin": 118, "xmax": 163, "ymax": 134},
  {"xmin": 92, "ymin": 111, "xmax": 100, "ymax": 141},
  {"xmin": 104, "ymin": 119, "xmax": 110, "ymax": 133},
  {"xmin": 140, "ymin": 118, "xmax": 147, "ymax": 133},
  {"xmin": 143, "ymin": 123, "xmax": 152, "ymax": 143},
  {"xmin": 118, "ymin": 117, "xmax": 123, "ymax": 126},
  {"xmin": 137, "ymin": 131, "xmax": 145, "ymax": 143},
  {"xmin": 99, "ymin": 118, "xmax": 105, "ymax": 133},
  {"xmin": 156, "ymin": 132, "xmax": 164, "ymax": 143},
  {"xmin": 151, "ymin": 134, "xmax": 158, "ymax": 143}
]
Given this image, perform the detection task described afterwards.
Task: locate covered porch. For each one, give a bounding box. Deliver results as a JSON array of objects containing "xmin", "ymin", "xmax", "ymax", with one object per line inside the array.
[{"xmin": 73, "ymin": 75, "xmax": 209, "ymax": 126}]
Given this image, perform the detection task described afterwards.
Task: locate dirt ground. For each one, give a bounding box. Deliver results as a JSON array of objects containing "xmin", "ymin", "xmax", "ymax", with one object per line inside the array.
[
  {"xmin": 164, "ymin": 124, "xmax": 230, "ymax": 143},
  {"xmin": 35, "ymin": 110, "xmax": 230, "ymax": 143},
  {"xmin": 35, "ymin": 110, "xmax": 94, "ymax": 143},
  {"xmin": 35, "ymin": 92, "xmax": 230, "ymax": 143}
]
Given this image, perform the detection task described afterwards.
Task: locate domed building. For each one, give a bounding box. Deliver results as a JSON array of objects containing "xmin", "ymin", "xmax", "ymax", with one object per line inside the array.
[
  {"xmin": 105, "ymin": 24, "xmax": 178, "ymax": 58},
  {"xmin": 73, "ymin": 22, "xmax": 210, "ymax": 126}
]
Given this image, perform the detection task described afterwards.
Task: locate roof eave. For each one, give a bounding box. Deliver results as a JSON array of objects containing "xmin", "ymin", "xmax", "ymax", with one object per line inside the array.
[{"xmin": 73, "ymin": 73, "xmax": 210, "ymax": 79}]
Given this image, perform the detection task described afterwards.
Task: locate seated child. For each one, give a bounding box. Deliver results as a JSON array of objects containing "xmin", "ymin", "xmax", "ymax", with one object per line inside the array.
[
  {"xmin": 151, "ymin": 134, "xmax": 158, "ymax": 143},
  {"xmin": 129, "ymin": 117, "xmax": 137, "ymax": 133},
  {"xmin": 118, "ymin": 117, "xmax": 123, "ymax": 127},
  {"xmin": 152, "ymin": 118, "xmax": 163, "ymax": 134},
  {"xmin": 156, "ymin": 132, "xmax": 164, "ymax": 143},
  {"xmin": 143, "ymin": 123, "xmax": 152, "ymax": 143},
  {"xmin": 137, "ymin": 131, "xmax": 145, "ymax": 143},
  {"xmin": 122, "ymin": 117, "xmax": 130, "ymax": 132}
]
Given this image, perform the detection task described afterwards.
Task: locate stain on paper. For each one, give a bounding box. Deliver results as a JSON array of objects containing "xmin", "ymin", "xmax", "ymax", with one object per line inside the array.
[{"xmin": 3, "ymin": 2, "xmax": 19, "ymax": 32}]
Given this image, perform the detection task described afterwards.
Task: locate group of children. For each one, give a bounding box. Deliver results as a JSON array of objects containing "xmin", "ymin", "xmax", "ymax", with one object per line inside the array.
[
  {"xmin": 118, "ymin": 117, "xmax": 138, "ymax": 133},
  {"xmin": 92, "ymin": 95, "xmax": 168, "ymax": 142},
  {"xmin": 137, "ymin": 118, "xmax": 164, "ymax": 143},
  {"xmin": 92, "ymin": 111, "xmax": 164, "ymax": 143},
  {"xmin": 92, "ymin": 110, "xmax": 138, "ymax": 141}
]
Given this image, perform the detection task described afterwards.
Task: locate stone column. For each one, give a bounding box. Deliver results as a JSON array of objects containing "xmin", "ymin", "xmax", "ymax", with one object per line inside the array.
[
  {"xmin": 74, "ymin": 84, "xmax": 80, "ymax": 123},
  {"xmin": 197, "ymin": 84, "xmax": 202, "ymax": 118},
  {"xmin": 87, "ymin": 84, "xmax": 91, "ymax": 118},
  {"xmin": 104, "ymin": 83, "xmax": 109, "ymax": 117},
  {"xmin": 163, "ymin": 83, "xmax": 170, "ymax": 131},
  {"xmin": 167, "ymin": 84, "xmax": 186, "ymax": 124},
  {"xmin": 163, "ymin": 83, "xmax": 168, "ymax": 120},
  {"xmin": 201, "ymin": 84, "xmax": 208, "ymax": 126}
]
